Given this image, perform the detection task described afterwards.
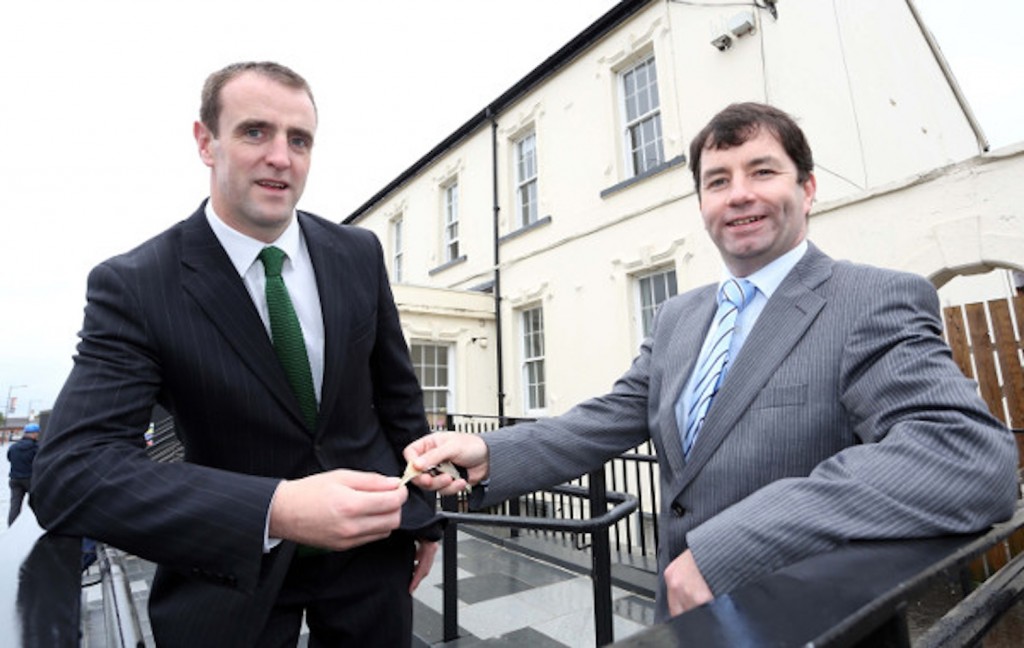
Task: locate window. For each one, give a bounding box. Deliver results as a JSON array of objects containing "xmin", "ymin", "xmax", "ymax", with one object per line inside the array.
[
  {"xmin": 411, "ymin": 343, "xmax": 451, "ymax": 428},
  {"xmin": 515, "ymin": 132, "xmax": 538, "ymax": 227},
  {"xmin": 621, "ymin": 56, "xmax": 663, "ymax": 177},
  {"xmin": 443, "ymin": 182, "xmax": 460, "ymax": 262},
  {"xmin": 391, "ymin": 216, "xmax": 403, "ymax": 283},
  {"xmin": 638, "ymin": 268, "xmax": 677, "ymax": 338},
  {"xmin": 521, "ymin": 306, "xmax": 546, "ymax": 411}
]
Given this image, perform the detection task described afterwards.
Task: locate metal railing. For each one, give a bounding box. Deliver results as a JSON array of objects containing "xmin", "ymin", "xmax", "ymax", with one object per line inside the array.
[
  {"xmin": 95, "ymin": 544, "xmax": 145, "ymax": 648},
  {"xmin": 431, "ymin": 414, "xmax": 644, "ymax": 645},
  {"xmin": 435, "ymin": 415, "xmax": 661, "ymax": 584},
  {"xmin": 437, "ymin": 471, "xmax": 637, "ymax": 646},
  {"xmin": 610, "ymin": 505, "xmax": 1024, "ymax": 647},
  {"xmin": 145, "ymin": 416, "xmax": 182, "ymax": 463}
]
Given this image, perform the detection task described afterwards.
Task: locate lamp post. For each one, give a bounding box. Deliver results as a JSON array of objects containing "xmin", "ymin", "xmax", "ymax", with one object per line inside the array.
[{"xmin": 6, "ymin": 384, "xmax": 27, "ymax": 422}]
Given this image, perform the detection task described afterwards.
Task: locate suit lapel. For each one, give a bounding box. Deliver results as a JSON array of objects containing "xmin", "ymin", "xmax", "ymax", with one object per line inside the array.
[
  {"xmin": 658, "ymin": 286, "xmax": 717, "ymax": 477},
  {"xmin": 676, "ymin": 244, "xmax": 834, "ymax": 489},
  {"xmin": 300, "ymin": 214, "xmax": 352, "ymax": 435},
  {"xmin": 179, "ymin": 209, "xmax": 306, "ymax": 429}
]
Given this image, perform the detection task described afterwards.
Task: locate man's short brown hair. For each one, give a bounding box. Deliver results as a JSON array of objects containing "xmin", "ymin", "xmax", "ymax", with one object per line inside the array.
[
  {"xmin": 689, "ymin": 102, "xmax": 813, "ymax": 195},
  {"xmin": 199, "ymin": 61, "xmax": 316, "ymax": 136}
]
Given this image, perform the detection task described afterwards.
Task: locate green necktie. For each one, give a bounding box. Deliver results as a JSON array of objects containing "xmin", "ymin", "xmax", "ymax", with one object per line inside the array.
[{"xmin": 259, "ymin": 246, "xmax": 318, "ymax": 431}]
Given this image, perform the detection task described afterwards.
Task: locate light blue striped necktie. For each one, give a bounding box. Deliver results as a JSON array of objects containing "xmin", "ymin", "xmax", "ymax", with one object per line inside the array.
[{"xmin": 682, "ymin": 278, "xmax": 755, "ymax": 457}]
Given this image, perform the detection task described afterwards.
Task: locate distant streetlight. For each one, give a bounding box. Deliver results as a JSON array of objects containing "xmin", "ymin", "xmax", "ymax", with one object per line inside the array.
[{"xmin": 6, "ymin": 384, "xmax": 27, "ymax": 422}]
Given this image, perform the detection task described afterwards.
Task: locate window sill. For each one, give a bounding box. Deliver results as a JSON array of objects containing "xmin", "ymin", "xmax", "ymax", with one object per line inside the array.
[
  {"xmin": 599, "ymin": 154, "xmax": 686, "ymax": 199},
  {"xmin": 428, "ymin": 255, "xmax": 468, "ymax": 276},
  {"xmin": 499, "ymin": 215, "xmax": 552, "ymax": 244}
]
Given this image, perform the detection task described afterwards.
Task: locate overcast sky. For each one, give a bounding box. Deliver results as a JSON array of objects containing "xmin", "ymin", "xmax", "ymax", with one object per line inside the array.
[{"xmin": 1, "ymin": 0, "xmax": 1020, "ymax": 419}]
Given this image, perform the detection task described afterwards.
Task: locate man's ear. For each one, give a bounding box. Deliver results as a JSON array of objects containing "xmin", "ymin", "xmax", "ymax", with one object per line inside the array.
[
  {"xmin": 194, "ymin": 121, "xmax": 215, "ymax": 167},
  {"xmin": 801, "ymin": 172, "xmax": 817, "ymax": 216}
]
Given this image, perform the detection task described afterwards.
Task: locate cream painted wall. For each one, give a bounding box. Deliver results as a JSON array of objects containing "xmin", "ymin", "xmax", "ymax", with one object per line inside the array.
[
  {"xmin": 392, "ymin": 284, "xmax": 497, "ymax": 417},
  {"xmin": 352, "ymin": 0, "xmax": 1014, "ymax": 418},
  {"xmin": 807, "ymin": 144, "xmax": 1024, "ymax": 283}
]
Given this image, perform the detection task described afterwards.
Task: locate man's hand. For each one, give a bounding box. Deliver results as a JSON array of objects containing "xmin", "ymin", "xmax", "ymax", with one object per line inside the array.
[
  {"xmin": 269, "ymin": 469, "xmax": 407, "ymax": 551},
  {"xmin": 664, "ymin": 550, "xmax": 714, "ymax": 616},
  {"xmin": 409, "ymin": 540, "xmax": 439, "ymax": 593},
  {"xmin": 403, "ymin": 432, "xmax": 489, "ymax": 496}
]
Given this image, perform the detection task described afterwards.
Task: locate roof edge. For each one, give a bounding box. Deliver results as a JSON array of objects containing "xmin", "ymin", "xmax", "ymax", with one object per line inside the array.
[{"xmin": 344, "ymin": 0, "xmax": 655, "ymax": 224}]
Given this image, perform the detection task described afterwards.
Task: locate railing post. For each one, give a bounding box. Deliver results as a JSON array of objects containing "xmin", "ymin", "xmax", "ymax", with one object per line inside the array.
[
  {"xmin": 441, "ymin": 414, "xmax": 460, "ymax": 641},
  {"xmin": 441, "ymin": 494, "xmax": 460, "ymax": 642},
  {"xmin": 588, "ymin": 468, "xmax": 614, "ymax": 646},
  {"xmin": 505, "ymin": 417, "xmax": 521, "ymax": 537}
]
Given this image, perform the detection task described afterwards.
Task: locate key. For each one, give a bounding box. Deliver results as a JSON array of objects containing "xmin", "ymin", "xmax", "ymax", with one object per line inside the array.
[{"xmin": 398, "ymin": 460, "xmax": 471, "ymax": 492}]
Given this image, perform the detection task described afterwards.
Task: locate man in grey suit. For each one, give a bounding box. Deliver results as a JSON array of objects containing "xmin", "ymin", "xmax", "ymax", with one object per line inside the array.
[
  {"xmin": 33, "ymin": 62, "xmax": 439, "ymax": 646},
  {"xmin": 404, "ymin": 102, "xmax": 1018, "ymax": 620}
]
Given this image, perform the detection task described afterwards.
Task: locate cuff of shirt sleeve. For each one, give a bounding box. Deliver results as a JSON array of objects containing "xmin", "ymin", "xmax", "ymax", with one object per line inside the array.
[{"xmin": 264, "ymin": 480, "xmax": 284, "ymax": 553}]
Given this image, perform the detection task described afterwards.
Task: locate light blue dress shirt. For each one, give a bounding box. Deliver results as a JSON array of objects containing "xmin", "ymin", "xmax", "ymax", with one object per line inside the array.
[{"xmin": 675, "ymin": 240, "xmax": 809, "ymax": 439}]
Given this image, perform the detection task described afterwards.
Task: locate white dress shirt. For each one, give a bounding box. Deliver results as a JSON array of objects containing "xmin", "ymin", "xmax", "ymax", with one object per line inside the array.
[{"xmin": 204, "ymin": 204, "xmax": 325, "ymax": 401}]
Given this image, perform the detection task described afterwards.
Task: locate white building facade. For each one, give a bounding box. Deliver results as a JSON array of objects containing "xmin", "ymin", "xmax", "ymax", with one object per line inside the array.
[{"xmin": 348, "ymin": 0, "xmax": 1024, "ymax": 421}]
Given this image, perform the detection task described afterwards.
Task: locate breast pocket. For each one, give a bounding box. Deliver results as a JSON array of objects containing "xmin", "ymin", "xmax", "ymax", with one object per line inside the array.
[{"xmin": 750, "ymin": 384, "xmax": 808, "ymax": 409}]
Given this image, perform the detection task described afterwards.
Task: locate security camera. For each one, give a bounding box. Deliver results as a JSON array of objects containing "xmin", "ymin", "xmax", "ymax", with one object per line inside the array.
[{"xmin": 711, "ymin": 34, "xmax": 732, "ymax": 51}]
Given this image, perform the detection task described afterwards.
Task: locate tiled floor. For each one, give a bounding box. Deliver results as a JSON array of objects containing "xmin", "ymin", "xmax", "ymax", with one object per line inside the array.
[
  {"xmin": 413, "ymin": 534, "xmax": 654, "ymax": 647},
  {"xmin": 78, "ymin": 531, "xmax": 655, "ymax": 647}
]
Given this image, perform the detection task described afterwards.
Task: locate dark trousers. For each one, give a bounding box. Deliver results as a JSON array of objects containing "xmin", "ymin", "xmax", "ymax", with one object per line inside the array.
[
  {"xmin": 8, "ymin": 478, "xmax": 31, "ymax": 526},
  {"xmin": 257, "ymin": 534, "xmax": 416, "ymax": 648}
]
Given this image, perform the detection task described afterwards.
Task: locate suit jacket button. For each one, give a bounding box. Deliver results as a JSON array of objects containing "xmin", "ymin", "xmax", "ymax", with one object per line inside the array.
[{"xmin": 671, "ymin": 503, "xmax": 686, "ymax": 517}]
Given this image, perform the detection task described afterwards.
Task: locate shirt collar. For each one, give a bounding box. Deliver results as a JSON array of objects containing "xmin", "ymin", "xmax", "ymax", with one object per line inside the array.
[
  {"xmin": 204, "ymin": 201, "xmax": 303, "ymax": 277},
  {"xmin": 721, "ymin": 239, "xmax": 808, "ymax": 300}
]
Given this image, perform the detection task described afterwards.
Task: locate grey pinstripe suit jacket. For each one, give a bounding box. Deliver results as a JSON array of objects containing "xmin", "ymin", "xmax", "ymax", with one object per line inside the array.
[
  {"xmin": 477, "ymin": 243, "xmax": 1017, "ymax": 620},
  {"xmin": 32, "ymin": 205, "xmax": 437, "ymax": 645}
]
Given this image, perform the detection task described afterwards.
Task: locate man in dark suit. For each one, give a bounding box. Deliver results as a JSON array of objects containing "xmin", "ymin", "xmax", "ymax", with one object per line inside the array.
[
  {"xmin": 404, "ymin": 102, "xmax": 1018, "ymax": 620},
  {"xmin": 32, "ymin": 61, "xmax": 439, "ymax": 647}
]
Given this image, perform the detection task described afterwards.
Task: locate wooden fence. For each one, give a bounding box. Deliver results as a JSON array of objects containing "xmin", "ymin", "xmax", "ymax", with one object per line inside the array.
[
  {"xmin": 942, "ymin": 293, "xmax": 1024, "ymax": 579},
  {"xmin": 942, "ymin": 294, "xmax": 1024, "ymax": 444}
]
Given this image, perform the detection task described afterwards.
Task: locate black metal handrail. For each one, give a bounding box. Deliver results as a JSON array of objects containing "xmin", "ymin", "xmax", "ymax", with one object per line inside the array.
[
  {"xmin": 439, "ymin": 414, "xmax": 662, "ymax": 563},
  {"xmin": 612, "ymin": 505, "xmax": 1024, "ymax": 647},
  {"xmin": 436, "ymin": 470, "xmax": 638, "ymax": 646},
  {"xmin": 95, "ymin": 544, "xmax": 145, "ymax": 648},
  {"xmin": 441, "ymin": 483, "xmax": 636, "ymax": 531}
]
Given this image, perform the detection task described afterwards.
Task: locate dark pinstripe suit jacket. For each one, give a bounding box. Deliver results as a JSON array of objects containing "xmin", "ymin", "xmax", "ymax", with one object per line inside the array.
[
  {"xmin": 475, "ymin": 243, "xmax": 1017, "ymax": 620},
  {"xmin": 32, "ymin": 204, "xmax": 437, "ymax": 645}
]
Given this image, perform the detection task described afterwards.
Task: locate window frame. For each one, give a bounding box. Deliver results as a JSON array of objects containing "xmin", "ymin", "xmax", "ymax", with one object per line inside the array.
[
  {"xmin": 442, "ymin": 181, "xmax": 460, "ymax": 263},
  {"xmin": 636, "ymin": 266, "xmax": 678, "ymax": 340},
  {"xmin": 515, "ymin": 131, "xmax": 539, "ymax": 228},
  {"xmin": 620, "ymin": 54, "xmax": 664, "ymax": 178},
  {"xmin": 410, "ymin": 342, "xmax": 453, "ymax": 429},
  {"xmin": 520, "ymin": 305, "xmax": 546, "ymax": 413}
]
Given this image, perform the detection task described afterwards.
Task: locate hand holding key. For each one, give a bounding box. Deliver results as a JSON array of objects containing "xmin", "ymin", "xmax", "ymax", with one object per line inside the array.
[
  {"xmin": 402, "ymin": 432, "xmax": 489, "ymax": 496},
  {"xmin": 399, "ymin": 460, "xmax": 471, "ymax": 492}
]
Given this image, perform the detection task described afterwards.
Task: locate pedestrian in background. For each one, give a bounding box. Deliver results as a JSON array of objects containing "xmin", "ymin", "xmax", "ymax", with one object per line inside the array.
[{"xmin": 7, "ymin": 422, "xmax": 40, "ymax": 525}]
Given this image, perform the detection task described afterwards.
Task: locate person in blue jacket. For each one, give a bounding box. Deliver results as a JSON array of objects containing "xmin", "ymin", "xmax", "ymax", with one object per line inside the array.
[{"xmin": 7, "ymin": 422, "xmax": 39, "ymax": 525}]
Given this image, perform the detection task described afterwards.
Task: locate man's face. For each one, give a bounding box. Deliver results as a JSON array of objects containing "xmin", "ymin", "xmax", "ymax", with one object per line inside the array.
[
  {"xmin": 194, "ymin": 72, "xmax": 316, "ymax": 243},
  {"xmin": 697, "ymin": 128, "xmax": 815, "ymax": 277}
]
